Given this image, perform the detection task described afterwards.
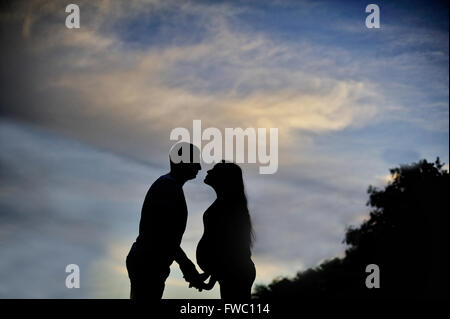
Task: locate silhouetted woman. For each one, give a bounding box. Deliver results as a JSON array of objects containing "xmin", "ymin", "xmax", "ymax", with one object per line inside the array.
[{"xmin": 196, "ymin": 161, "xmax": 256, "ymax": 299}]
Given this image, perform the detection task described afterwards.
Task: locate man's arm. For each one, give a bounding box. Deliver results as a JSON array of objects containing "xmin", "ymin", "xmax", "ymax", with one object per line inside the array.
[
  {"xmin": 174, "ymin": 247, "xmax": 211, "ymax": 291},
  {"xmin": 174, "ymin": 246, "xmax": 199, "ymax": 282}
]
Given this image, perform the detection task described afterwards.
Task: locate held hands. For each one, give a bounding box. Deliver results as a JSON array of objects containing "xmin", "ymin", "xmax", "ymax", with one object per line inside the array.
[
  {"xmin": 188, "ymin": 273, "xmax": 216, "ymax": 291},
  {"xmin": 188, "ymin": 272, "xmax": 210, "ymax": 292},
  {"xmin": 179, "ymin": 259, "xmax": 216, "ymax": 292},
  {"xmin": 180, "ymin": 262, "xmax": 208, "ymax": 291}
]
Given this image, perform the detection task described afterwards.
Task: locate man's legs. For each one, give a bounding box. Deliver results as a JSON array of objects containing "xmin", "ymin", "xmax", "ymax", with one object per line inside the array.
[
  {"xmin": 129, "ymin": 269, "xmax": 169, "ymax": 300},
  {"xmin": 126, "ymin": 249, "xmax": 170, "ymax": 300}
]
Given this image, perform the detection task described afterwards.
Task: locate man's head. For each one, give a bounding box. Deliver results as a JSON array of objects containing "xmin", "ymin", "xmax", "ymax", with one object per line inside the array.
[{"xmin": 169, "ymin": 142, "xmax": 202, "ymax": 181}]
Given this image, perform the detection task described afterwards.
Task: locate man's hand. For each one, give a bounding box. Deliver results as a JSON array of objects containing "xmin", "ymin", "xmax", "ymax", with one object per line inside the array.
[{"xmin": 179, "ymin": 258, "xmax": 199, "ymax": 281}]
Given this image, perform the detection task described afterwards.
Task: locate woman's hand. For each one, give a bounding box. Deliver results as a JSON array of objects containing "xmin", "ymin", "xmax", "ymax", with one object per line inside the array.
[{"xmin": 202, "ymin": 275, "xmax": 217, "ymax": 291}]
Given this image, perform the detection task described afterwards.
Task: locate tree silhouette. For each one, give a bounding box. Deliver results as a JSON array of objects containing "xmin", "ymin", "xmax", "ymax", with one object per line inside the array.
[{"xmin": 253, "ymin": 158, "xmax": 448, "ymax": 299}]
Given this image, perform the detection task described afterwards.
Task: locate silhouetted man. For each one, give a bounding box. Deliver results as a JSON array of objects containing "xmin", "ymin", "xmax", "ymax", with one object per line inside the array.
[{"xmin": 126, "ymin": 142, "xmax": 204, "ymax": 299}]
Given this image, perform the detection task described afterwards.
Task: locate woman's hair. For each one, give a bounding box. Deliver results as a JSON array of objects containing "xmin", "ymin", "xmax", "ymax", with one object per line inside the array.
[{"xmin": 214, "ymin": 161, "xmax": 255, "ymax": 248}]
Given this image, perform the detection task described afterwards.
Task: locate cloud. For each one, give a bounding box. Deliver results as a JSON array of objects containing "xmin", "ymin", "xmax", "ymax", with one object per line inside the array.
[
  {"xmin": 0, "ymin": 120, "xmax": 157, "ymax": 297},
  {"xmin": 0, "ymin": 0, "xmax": 388, "ymax": 165},
  {"xmin": 381, "ymin": 148, "xmax": 421, "ymax": 165},
  {"xmin": 2, "ymin": 0, "xmax": 446, "ymax": 172}
]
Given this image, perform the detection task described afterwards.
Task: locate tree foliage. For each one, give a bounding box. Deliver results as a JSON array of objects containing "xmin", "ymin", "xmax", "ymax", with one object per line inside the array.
[{"xmin": 253, "ymin": 159, "xmax": 448, "ymax": 299}]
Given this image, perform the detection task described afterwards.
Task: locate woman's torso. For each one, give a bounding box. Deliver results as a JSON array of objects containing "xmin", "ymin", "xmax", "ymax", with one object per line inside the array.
[{"xmin": 196, "ymin": 199, "xmax": 253, "ymax": 278}]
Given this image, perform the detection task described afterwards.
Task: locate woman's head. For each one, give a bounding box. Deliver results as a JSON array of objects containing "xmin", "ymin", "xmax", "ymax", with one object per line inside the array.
[{"xmin": 204, "ymin": 161, "xmax": 245, "ymax": 197}]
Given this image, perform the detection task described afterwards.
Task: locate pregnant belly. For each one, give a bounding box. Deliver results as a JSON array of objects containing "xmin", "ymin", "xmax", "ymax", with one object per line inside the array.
[{"xmin": 196, "ymin": 237, "xmax": 220, "ymax": 273}]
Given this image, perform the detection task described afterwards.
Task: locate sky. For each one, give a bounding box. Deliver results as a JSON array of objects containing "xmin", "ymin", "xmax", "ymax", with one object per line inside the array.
[{"xmin": 0, "ymin": 0, "xmax": 448, "ymax": 298}]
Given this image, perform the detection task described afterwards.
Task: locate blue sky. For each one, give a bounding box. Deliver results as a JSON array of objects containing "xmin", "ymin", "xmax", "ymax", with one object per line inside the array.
[{"xmin": 0, "ymin": 0, "xmax": 448, "ymax": 298}]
